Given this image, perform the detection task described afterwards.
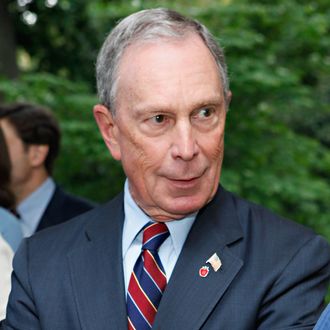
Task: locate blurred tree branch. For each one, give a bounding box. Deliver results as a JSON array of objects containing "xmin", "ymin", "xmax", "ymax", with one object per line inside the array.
[{"xmin": 0, "ymin": 0, "xmax": 19, "ymax": 80}]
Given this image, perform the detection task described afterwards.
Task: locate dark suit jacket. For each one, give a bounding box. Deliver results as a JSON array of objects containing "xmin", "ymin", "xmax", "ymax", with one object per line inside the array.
[
  {"xmin": 36, "ymin": 185, "xmax": 96, "ymax": 232},
  {"xmin": 3, "ymin": 187, "xmax": 330, "ymax": 329}
]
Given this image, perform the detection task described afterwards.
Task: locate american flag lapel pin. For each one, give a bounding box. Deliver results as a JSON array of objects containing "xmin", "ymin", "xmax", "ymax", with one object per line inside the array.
[{"xmin": 206, "ymin": 253, "xmax": 222, "ymax": 272}]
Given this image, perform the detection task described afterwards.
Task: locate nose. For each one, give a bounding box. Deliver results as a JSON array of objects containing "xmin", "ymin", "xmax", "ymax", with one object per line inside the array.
[{"xmin": 170, "ymin": 121, "xmax": 199, "ymax": 161}]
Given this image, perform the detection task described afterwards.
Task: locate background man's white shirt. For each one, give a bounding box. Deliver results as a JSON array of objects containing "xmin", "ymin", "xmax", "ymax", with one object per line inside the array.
[{"xmin": 18, "ymin": 177, "xmax": 55, "ymax": 237}]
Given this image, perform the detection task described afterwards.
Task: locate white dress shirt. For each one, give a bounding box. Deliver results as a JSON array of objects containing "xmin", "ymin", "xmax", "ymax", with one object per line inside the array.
[
  {"xmin": 122, "ymin": 180, "xmax": 197, "ymax": 296},
  {"xmin": 18, "ymin": 177, "xmax": 56, "ymax": 237}
]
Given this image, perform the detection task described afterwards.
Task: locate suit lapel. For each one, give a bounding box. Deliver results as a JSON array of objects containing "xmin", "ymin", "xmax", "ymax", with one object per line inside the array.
[
  {"xmin": 67, "ymin": 193, "xmax": 128, "ymax": 330},
  {"xmin": 153, "ymin": 187, "xmax": 244, "ymax": 330}
]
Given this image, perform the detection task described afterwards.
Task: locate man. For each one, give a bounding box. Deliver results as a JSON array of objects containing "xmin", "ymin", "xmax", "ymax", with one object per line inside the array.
[
  {"xmin": 2, "ymin": 8, "xmax": 330, "ymax": 330},
  {"xmin": 0, "ymin": 103, "xmax": 95, "ymax": 237}
]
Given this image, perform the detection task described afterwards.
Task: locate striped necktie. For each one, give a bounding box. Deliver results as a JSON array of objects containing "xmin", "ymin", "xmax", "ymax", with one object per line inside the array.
[{"xmin": 127, "ymin": 222, "xmax": 169, "ymax": 330}]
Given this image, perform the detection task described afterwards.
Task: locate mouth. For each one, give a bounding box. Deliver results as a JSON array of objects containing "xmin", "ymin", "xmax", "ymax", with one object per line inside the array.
[
  {"xmin": 170, "ymin": 177, "xmax": 199, "ymax": 183},
  {"xmin": 165, "ymin": 170, "xmax": 206, "ymax": 188}
]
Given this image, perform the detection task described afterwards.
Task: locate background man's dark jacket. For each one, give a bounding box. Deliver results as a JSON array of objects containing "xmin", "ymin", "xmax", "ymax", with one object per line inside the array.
[{"xmin": 36, "ymin": 185, "xmax": 96, "ymax": 231}]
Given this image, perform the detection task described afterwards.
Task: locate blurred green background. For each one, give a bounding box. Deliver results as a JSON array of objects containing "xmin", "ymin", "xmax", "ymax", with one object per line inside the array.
[{"xmin": 0, "ymin": 0, "xmax": 329, "ymax": 247}]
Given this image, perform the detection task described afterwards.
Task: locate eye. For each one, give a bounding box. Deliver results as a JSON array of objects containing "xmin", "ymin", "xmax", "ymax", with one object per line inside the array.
[
  {"xmin": 199, "ymin": 108, "xmax": 212, "ymax": 118},
  {"xmin": 152, "ymin": 114, "xmax": 166, "ymax": 123},
  {"xmin": 191, "ymin": 106, "xmax": 220, "ymax": 130},
  {"xmin": 148, "ymin": 114, "xmax": 171, "ymax": 127},
  {"xmin": 140, "ymin": 113, "xmax": 172, "ymax": 136},
  {"xmin": 194, "ymin": 107, "xmax": 215, "ymax": 119}
]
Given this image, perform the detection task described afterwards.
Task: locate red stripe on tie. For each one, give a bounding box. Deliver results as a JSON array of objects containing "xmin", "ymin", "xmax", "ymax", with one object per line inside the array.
[
  {"xmin": 143, "ymin": 250, "xmax": 167, "ymax": 291},
  {"xmin": 143, "ymin": 223, "xmax": 168, "ymax": 245},
  {"xmin": 129, "ymin": 272, "xmax": 156, "ymax": 325}
]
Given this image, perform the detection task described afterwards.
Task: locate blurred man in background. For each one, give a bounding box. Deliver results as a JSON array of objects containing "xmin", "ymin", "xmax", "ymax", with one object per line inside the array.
[{"xmin": 0, "ymin": 103, "xmax": 95, "ymax": 237}]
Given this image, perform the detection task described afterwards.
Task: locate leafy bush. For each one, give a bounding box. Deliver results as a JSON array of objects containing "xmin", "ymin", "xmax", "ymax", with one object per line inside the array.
[{"xmin": 1, "ymin": 0, "xmax": 329, "ymax": 244}]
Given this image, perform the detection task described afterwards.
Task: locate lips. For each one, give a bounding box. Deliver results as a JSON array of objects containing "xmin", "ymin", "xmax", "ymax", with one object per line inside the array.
[
  {"xmin": 164, "ymin": 169, "xmax": 206, "ymax": 189},
  {"xmin": 166, "ymin": 168, "xmax": 206, "ymax": 182},
  {"xmin": 170, "ymin": 177, "xmax": 199, "ymax": 182}
]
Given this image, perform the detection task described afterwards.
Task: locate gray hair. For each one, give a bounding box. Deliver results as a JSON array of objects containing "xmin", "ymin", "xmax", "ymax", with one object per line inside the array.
[{"xmin": 96, "ymin": 8, "xmax": 229, "ymax": 114}]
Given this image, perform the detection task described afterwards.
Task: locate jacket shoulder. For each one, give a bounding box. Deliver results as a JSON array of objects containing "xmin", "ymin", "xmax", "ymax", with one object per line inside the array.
[
  {"xmin": 227, "ymin": 189, "xmax": 315, "ymax": 237},
  {"xmin": 37, "ymin": 185, "xmax": 98, "ymax": 230},
  {"xmin": 51, "ymin": 186, "xmax": 97, "ymax": 213},
  {"xmin": 29, "ymin": 191, "xmax": 123, "ymax": 257}
]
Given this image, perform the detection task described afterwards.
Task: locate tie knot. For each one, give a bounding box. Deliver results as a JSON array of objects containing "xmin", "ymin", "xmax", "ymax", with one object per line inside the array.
[{"xmin": 142, "ymin": 222, "xmax": 169, "ymax": 251}]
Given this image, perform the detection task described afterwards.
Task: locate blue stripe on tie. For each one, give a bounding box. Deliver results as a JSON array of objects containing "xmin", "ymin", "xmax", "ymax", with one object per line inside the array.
[
  {"xmin": 143, "ymin": 267, "xmax": 162, "ymax": 293},
  {"xmin": 143, "ymin": 232, "xmax": 169, "ymax": 251},
  {"xmin": 127, "ymin": 293, "xmax": 152, "ymax": 329},
  {"xmin": 140, "ymin": 270, "xmax": 162, "ymax": 307},
  {"xmin": 134, "ymin": 255, "xmax": 144, "ymax": 278}
]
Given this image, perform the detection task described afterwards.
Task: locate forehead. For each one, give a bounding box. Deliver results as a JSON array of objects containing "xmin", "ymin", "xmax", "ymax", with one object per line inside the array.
[{"xmin": 116, "ymin": 34, "xmax": 222, "ymax": 110}]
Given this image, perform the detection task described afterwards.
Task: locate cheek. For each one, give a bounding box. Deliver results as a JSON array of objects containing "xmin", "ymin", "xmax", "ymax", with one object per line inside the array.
[
  {"xmin": 119, "ymin": 131, "xmax": 165, "ymax": 177},
  {"xmin": 6, "ymin": 144, "xmax": 15, "ymax": 163},
  {"xmin": 10, "ymin": 142, "xmax": 25, "ymax": 161},
  {"xmin": 202, "ymin": 131, "xmax": 225, "ymax": 163},
  {"xmin": 211, "ymin": 141, "xmax": 224, "ymax": 161},
  {"xmin": 10, "ymin": 160, "xmax": 25, "ymax": 182}
]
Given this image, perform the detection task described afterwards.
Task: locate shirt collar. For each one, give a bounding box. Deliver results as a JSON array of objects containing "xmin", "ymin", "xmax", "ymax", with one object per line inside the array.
[
  {"xmin": 18, "ymin": 177, "xmax": 55, "ymax": 237},
  {"xmin": 122, "ymin": 179, "xmax": 197, "ymax": 258}
]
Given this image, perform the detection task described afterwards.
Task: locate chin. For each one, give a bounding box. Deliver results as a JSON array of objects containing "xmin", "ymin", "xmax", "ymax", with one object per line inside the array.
[{"xmin": 165, "ymin": 195, "xmax": 211, "ymax": 217}]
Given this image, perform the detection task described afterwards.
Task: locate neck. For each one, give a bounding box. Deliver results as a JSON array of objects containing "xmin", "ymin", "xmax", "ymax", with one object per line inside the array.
[{"xmin": 14, "ymin": 170, "xmax": 50, "ymax": 205}]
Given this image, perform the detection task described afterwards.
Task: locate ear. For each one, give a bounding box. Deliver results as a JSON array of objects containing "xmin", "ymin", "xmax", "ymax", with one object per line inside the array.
[
  {"xmin": 28, "ymin": 144, "xmax": 49, "ymax": 168},
  {"xmin": 226, "ymin": 90, "xmax": 232, "ymax": 107},
  {"xmin": 93, "ymin": 104, "xmax": 121, "ymax": 160}
]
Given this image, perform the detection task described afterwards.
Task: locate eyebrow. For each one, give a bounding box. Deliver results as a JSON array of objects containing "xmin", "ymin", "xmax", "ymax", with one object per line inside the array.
[
  {"xmin": 190, "ymin": 96, "xmax": 224, "ymax": 110},
  {"xmin": 132, "ymin": 95, "xmax": 224, "ymax": 115}
]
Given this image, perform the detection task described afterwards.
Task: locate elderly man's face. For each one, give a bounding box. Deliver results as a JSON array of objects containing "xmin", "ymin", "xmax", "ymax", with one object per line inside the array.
[{"xmin": 94, "ymin": 34, "xmax": 229, "ymax": 221}]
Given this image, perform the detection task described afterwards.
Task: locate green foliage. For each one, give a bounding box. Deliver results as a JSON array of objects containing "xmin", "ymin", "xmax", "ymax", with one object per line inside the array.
[
  {"xmin": 1, "ymin": 0, "xmax": 329, "ymax": 244},
  {"xmin": 193, "ymin": 1, "xmax": 330, "ymax": 240},
  {"xmin": 7, "ymin": 0, "xmax": 101, "ymax": 83}
]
